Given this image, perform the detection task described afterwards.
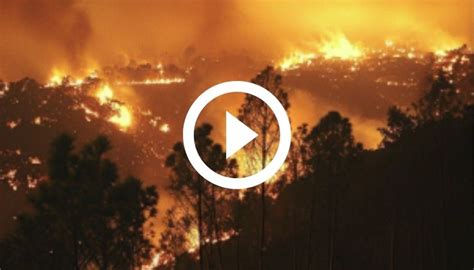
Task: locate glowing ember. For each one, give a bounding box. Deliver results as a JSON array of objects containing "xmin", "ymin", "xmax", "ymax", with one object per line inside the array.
[
  {"xmin": 6, "ymin": 119, "xmax": 20, "ymax": 129},
  {"xmin": 79, "ymin": 104, "xmax": 100, "ymax": 118},
  {"xmin": 385, "ymin": 39, "xmax": 394, "ymax": 47},
  {"xmin": 159, "ymin": 123, "xmax": 170, "ymax": 133},
  {"xmin": 2, "ymin": 169, "xmax": 18, "ymax": 191},
  {"xmin": 33, "ymin": 116, "xmax": 41, "ymax": 125},
  {"xmin": 278, "ymin": 51, "xmax": 316, "ymax": 71},
  {"xmin": 27, "ymin": 176, "xmax": 39, "ymax": 189},
  {"xmin": 5, "ymin": 169, "xmax": 16, "ymax": 179},
  {"xmin": 141, "ymin": 253, "xmax": 161, "ymax": 270},
  {"xmin": 319, "ymin": 33, "xmax": 364, "ymax": 60},
  {"xmin": 28, "ymin": 156, "xmax": 42, "ymax": 165}
]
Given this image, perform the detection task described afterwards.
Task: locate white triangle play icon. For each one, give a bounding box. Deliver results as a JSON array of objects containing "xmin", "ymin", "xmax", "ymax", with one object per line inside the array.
[{"xmin": 226, "ymin": 111, "xmax": 258, "ymax": 159}]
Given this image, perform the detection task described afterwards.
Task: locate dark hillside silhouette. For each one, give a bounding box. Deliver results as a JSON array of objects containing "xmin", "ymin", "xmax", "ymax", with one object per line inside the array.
[
  {"xmin": 158, "ymin": 67, "xmax": 472, "ymax": 270},
  {"xmin": 0, "ymin": 135, "xmax": 158, "ymax": 269},
  {"xmin": 0, "ymin": 65, "xmax": 471, "ymax": 270}
]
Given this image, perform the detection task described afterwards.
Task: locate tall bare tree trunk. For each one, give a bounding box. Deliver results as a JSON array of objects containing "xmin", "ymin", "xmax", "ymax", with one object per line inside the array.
[
  {"xmin": 211, "ymin": 185, "xmax": 223, "ymax": 270},
  {"xmin": 72, "ymin": 224, "xmax": 80, "ymax": 270},
  {"xmin": 419, "ymin": 208, "xmax": 424, "ymax": 270},
  {"xmin": 328, "ymin": 187, "xmax": 336, "ymax": 270},
  {"xmin": 260, "ymin": 126, "xmax": 267, "ymax": 270},
  {"xmin": 433, "ymin": 127, "xmax": 448, "ymax": 270},
  {"xmin": 260, "ymin": 182, "xmax": 266, "ymax": 270},
  {"xmin": 306, "ymin": 178, "xmax": 317, "ymax": 270},
  {"xmin": 198, "ymin": 179, "xmax": 205, "ymax": 270},
  {"xmin": 389, "ymin": 217, "xmax": 395, "ymax": 270},
  {"xmin": 236, "ymin": 211, "xmax": 241, "ymax": 270},
  {"xmin": 291, "ymin": 210, "xmax": 298, "ymax": 270}
]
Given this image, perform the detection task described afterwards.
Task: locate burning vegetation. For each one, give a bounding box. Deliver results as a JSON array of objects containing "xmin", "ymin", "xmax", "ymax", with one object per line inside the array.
[
  {"xmin": 277, "ymin": 33, "xmax": 467, "ymax": 72},
  {"xmin": 0, "ymin": 1, "xmax": 473, "ymax": 268}
]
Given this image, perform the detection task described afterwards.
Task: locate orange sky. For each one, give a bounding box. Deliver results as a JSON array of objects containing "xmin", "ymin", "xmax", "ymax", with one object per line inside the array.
[{"xmin": 0, "ymin": 0, "xmax": 472, "ymax": 80}]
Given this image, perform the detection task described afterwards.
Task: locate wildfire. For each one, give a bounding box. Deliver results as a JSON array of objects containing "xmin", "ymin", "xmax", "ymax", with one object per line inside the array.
[
  {"xmin": 278, "ymin": 51, "xmax": 316, "ymax": 71},
  {"xmin": 43, "ymin": 68, "xmax": 186, "ymax": 132},
  {"xmin": 94, "ymin": 85, "xmax": 133, "ymax": 131},
  {"xmin": 319, "ymin": 32, "xmax": 364, "ymax": 60},
  {"xmin": 95, "ymin": 85, "xmax": 114, "ymax": 104},
  {"xmin": 46, "ymin": 69, "xmax": 65, "ymax": 87},
  {"xmin": 278, "ymin": 32, "xmax": 364, "ymax": 71},
  {"xmin": 141, "ymin": 253, "xmax": 161, "ymax": 270},
  {"xmin": 45, "ymin": 68, "xmax": 89, "ymax": 87},
  {"xmin": 434, "ymin": 44, "xmax": 461, "ymax": 57},
  {"xmin": 117, "ymin": 77, "xmax": 186, "ymax": 86},
  {"xmin": 108, "ymin": 103, "xmax": 133, "ymax": 131},
  {"xmin": 186, "ymin": 227, "xmax": 200, "ymax": 253},
  {"xmin": 235, "ymin": 151, "xmax": 287, "ymax": 184}
]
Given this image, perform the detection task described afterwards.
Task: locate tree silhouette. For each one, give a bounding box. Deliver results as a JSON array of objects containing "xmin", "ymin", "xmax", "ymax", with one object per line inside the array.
[
  {"xmin": 163, "ymin": 123, "xmax": 236, "ymax": 270},
  {"xmin": 163, "ymin": 107, "xmax": 471, "ymax": 270},
  {"xmin": 378, "ymin": 106, "xmax": 415, "ymax": 147},
  {"xmin": 305, "ymin": 111, "xmax": 362, "ymax": 270},
  {"xmin": 414, "ymin": 71, "xmax": 462, "ymax": 122},
  {"xmin": 238, "ymin": 66, "xmax": 290, "ymax": 270},
  {"xmin": 0, "ymin": 134, "xmax": 158, "ymax": 270}
]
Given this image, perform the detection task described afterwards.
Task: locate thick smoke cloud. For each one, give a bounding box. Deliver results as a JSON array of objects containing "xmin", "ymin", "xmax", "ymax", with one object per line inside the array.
[{"xmin": 1, "ymin": 0, "xmax": 472, "ymax": 81}]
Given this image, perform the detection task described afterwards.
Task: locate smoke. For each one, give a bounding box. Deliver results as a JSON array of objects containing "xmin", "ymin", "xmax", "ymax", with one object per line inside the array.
[
  {"xmin": 1, "ymin": 0, "xmax": 473, "ymax": 81},
  {"xmin": 0, "ymin": 0, "xmax": 92, "ymax": 79}
]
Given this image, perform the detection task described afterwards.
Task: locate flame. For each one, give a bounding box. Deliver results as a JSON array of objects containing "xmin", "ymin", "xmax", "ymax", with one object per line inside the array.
[
  {"xmin": 431, "ymin": 35, "xmax": 463, "ymax": 56},
  {"xmin": 235, "ymin": 151, "xmax": 286, "ymax": 184},
  {"xmin": 186, "ymin": 227, "xmax": 199, "ymax": 253},
  {"xmin": 278, "ymin": 32, "xmax": 364, "ymax": 70},
  {"xmin": 434, "ymin": 45, "xmax": 459, "ymax": 57},
  {"xmin": 45, "ymin": 68, "xmax": 94, "ymax": 87},
  {"xmin": 94, "ymin": 85, "xmax": 133, "ymax": 131},
  {"xmin": 95, "ymin": 85, "xmax": 114, "ymax": 104},
  {"xmin": 117, "ymin": 77, "xmax": 185, "ymax": 86},
  {"xmin": 278, "ymin": 51, "xmax": 316, "ymax": 71},
  {"xmin": 44, "ymin": 69, "xmax": 186, "ymax": 132},
  {"xmin": 47, "ymin": 69, "xmax": 65, "ymax": 87},
  {"xmin": 108, "ymin": 103, "xmax": 132, "ymax": 131},
  {"xmin": 141, "ymin": 253, "xmax": 161, "ymax": 270},
  {"xmin": 319, "ymin": 33, "xmax": 364, "ymax": 60}
]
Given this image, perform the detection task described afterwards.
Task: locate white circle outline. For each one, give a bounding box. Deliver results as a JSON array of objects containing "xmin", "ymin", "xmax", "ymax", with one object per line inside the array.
[{"xmin": 183, "ymin": 81, "xmax": 291, "ymax": 189}]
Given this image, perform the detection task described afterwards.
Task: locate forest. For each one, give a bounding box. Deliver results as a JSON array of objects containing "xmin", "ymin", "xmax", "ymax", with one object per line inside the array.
[{"xmin": 0, "ymin": 65, "xmax": 472, "ymax": 270}]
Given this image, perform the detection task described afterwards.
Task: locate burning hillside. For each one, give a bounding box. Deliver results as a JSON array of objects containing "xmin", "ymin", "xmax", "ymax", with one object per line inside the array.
[
  {"xmin": 0, "ymin": 60, "xmax": 190, "ymax": 191},
  {"xmin": 2, "ymin": 43, "xmax": 472, "ymax": 269},
  {"xmin": 1, "ymin": 44, "xmax": 473, "ymax": 192},
  {"xmin": 0, "ymin": 1, "xmax": 473, "ymax": 268}
]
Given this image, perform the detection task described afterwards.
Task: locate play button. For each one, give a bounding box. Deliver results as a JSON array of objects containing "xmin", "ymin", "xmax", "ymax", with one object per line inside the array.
[
  {"xmin": 182, "ymin": 81, "xmax": 291, "ymax": 189},
  {"xmin": 226, "ymin": 112, "xmax": 258, "ymax": 159}
]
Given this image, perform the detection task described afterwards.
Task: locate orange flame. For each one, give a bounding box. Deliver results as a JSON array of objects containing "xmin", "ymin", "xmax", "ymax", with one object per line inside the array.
[
  {"xmin": 278, "ymin": 51, "xmax": 316, "ymax": 71},
  {"xmin": 95, "ymin": 85, "xmax": 133, "ymax": 131},
  {"xmin": 95, "ymin": 85, "xmax": 114, "ymax": 104},
  {"xmin": 319, "ymin": 32, "xmax": 364, "ymax": 60},
  {"xmin": 108, "ymin": 104, "xmax": 133, "ymax": 131}
]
